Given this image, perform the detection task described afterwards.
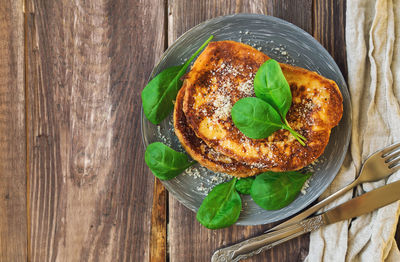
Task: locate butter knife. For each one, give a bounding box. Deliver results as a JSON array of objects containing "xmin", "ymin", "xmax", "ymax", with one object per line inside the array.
[{"xmin": 211, "ymin": 179, "xmax": 400, "ymax": 262}]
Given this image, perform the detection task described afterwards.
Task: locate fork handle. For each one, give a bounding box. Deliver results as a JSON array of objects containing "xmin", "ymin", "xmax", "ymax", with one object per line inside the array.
[
  {"xmin": 268, "ymin": 179, "xmax": 359, "ymax": 232},
  {"xmin": 211, "ymin": 232, "xmax": 304, "ymax": 262},
  {"xmin": 211, "ymin": 216, "xmax": 325, "ymax": 262}
]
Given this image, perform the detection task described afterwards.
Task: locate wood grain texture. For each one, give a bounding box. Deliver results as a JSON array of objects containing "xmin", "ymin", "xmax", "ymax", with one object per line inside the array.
[
  {"xmin": 0, "ymin": 1, "xmax": 27, "ymax": 261},
  {"xmin": 150, "ymin": 178, "xmax": 167, "ymax": 262},
  {"xmin": 167, "ymin": 1, "xmax": 312, "ymax": 261},
  {"xmin": 313, "ymin": 0, "xmax": 347, "ymax": 79},
  {"xmin": 9, "ymin": 0, "xmax": 396, "ymax": 261},
  {"xmin": 267, "ymin": 0, "xmax": 313, "ymax": 34},
  {"xmin": 26, "ymin": 0, "xmax": 164, "ymax": 261},
  {"xmin": 167, "ymin": 0, "xmax": 267, "ymax": 42}
]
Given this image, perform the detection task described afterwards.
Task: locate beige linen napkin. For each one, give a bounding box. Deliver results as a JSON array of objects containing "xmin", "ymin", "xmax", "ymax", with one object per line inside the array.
[{"xmin": 306, "ymin": 0, "xmax": 400, "ymax": 261}]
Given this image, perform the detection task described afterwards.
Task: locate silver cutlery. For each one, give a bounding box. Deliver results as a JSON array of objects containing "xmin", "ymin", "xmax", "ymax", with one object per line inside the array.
[
  {"xmin": 211, "ymin": 142, "xmax": 400, "ymax": 262},
  {"xmin": 268, "ymin": 142, "xmax": 400, "ymax": 232},
  {"xmin": 212, "ymin": 179, "xmax": 400, "ymax": 262}
]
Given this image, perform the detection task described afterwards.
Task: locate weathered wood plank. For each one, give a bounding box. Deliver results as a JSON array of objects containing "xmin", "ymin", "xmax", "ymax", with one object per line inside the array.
[
  {"xmin": 150, "ymin": 178, "xmax": 167, "ymax": 262},
  {"xmin": 313, "ymin": 0, "xmax": 347, "ymax": 79},
  {"xmin": 26, "ymin": 0, "xmax": 164, "ymax": 261},
  {"xmin": 0, "ymin": 1, "xmax": 27, "ymax": 261},
  {"xmin": 167, "ymin": 1, "xmax": 312, "ymax": 261},
  {"xmin": 267, "ymin": 0, "xmax": 313, "ymax": 34},
  {"xmin": 167, "ymin": 0, "xmax": 268, "ymax": 42}
]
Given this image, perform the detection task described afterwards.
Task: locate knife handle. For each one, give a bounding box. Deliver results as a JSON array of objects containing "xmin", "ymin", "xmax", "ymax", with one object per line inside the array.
[{"xmin": 211, "ymin": 216, "xmax": 325, "ymax": 262}]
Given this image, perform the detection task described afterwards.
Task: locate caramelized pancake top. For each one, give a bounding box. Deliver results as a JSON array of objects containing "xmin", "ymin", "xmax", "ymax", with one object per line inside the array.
[
  {"xmin": 174, "ymin": 86, "xmax": 264, "ymax": 177},
  {"xmin": 182, "ymin": 41, "xmax": 343, "ymax": 171}
]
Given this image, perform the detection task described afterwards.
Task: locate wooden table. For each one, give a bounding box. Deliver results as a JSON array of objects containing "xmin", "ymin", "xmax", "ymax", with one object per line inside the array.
[{"xmin": 1, "ymin": 0, "xmax": 399, "ymax": 261}]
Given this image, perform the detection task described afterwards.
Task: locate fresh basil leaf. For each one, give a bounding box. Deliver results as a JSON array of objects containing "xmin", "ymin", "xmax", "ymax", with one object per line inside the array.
[
  {"xmin": 254, "ymin": 59, "xmax": 292, "ymax": 119},
  {"xmin": 196, "ymin": 178, "xmax": 242, "ymax": 229},
  {"xmin": 145, "ymin": 142, "xmax": 194, "ymax": 180},
  {"xmin": 250, "ymin": 59, "xmax": 307, "ymax": 145},
  {"xmin": 231, "ymin": 97, "xmax": 283, "ymax": 139},
  {"xmin": 142, "ymin": 65, "xmax": 184, "ymax": 124},
  {"xmin": 142, "ymin": 35, "xmax": 214, "ymax": 124},
  {"xmin": 235, "ymin": 177, "xmax": 255, "ymax": 195},
  {"xmin": 250, "ymin": 171, "xmax": 312, "ymax": 210}
]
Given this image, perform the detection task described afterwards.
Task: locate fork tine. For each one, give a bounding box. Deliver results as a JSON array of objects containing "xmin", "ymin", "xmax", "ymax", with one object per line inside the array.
[
  {"xmin": 388, "ymin": 155, "xmax": 400, "ymax": 166},
  {"xmin": 385, "ymin": 150, "xmax": 400, "ymax": 162},
  {"xmin": 389, "ymin": 163, "xmax": 400, "ymax": 173},
  {"xmin": 381, "ymin": 142, "xmax": 400, "ymax": 156}
]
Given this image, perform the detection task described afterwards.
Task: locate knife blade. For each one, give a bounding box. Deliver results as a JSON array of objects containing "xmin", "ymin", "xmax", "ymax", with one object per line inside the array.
[
  {"xmin": 324, "ymin": 179, "xmax": 400, "ymax": 223},
  {"xmin": 211, "ymin": 179, "xmax": 400, "ymax": 262}
]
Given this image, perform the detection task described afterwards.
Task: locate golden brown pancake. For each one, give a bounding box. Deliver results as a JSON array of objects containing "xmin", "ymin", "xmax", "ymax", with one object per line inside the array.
[
  {"xmin": 182, "ymin": 41, "xmax": 343, "ymax": 172},
  {"xmin": 174, "ymin": 85, "xmax": 264, "ymax": 177}
]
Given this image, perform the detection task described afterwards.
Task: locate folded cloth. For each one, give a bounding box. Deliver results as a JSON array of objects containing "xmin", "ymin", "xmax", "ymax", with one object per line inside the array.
[{"xmin": 306, "ymin": 0, "xmax": 400, "ymax": 261}]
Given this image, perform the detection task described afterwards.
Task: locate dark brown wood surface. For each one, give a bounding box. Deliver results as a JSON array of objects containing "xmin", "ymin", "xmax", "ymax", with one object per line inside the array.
[
  {"xmin": 0, "ymin": 0, "xmax": 399, "ymax": 261},
  {"xmin": 313, "ymin": 0, "xmax": 347, "ymax": 79},
  {"xmin": 25, "ymin": 0, "xmax": 164, "ymax": 260},
  {"xmin": 0, "ymin": 1, "xmax": 27, "ymax": 261}
]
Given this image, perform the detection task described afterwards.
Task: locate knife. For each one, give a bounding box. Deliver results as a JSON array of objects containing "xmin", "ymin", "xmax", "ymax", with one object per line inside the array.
[{"xmin": 211, "ymin": 179, "xmax": 400, "ymax": 262}]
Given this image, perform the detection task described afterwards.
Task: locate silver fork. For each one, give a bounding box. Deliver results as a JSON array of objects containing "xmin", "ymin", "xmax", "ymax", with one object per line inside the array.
[{"xmin": 268, "ymin": 141, "xmax": 400, "ymax": 232}]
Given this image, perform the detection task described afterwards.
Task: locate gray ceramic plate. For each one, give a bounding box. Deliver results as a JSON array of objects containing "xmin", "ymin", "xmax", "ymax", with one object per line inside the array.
[{"xmin": 141, "ymin": 14, "xmax": 351, "ymax": 225}]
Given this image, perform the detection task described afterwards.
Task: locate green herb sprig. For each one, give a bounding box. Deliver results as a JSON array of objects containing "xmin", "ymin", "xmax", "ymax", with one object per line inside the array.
[
  {"xmin": 196, "ymin": 171, "xmax": 311, "ymax": 229},
  {"xmin": 235, "ymin": 177, "xmax": 255, "ymax": 195},
  {"xmin": 196, "ymin": 178, "xmax": 242, "ymax": 229},
  {"xmin": 231, "ymin": 97, "xmax": 284, "ymax": 139},
  {"xmin": 142, "ymin": 35, "xmax": 214, "ymax": 125},
  {"xmin": 250, "ymin": 171, "xmax": 312, "ymax": 210},
  {"xmin": 231, "ymin": 59, "xmax": 306, "ymax": 145},
  {"xmin": 145, "ymin": 142, "xmax": 195, "ymax": 180}
]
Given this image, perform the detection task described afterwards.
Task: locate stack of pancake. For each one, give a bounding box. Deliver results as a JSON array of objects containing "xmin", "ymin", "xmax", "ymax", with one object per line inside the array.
[{"xmin": 174, "ymin": 41, "xmax": 343, "ymax": 177}]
